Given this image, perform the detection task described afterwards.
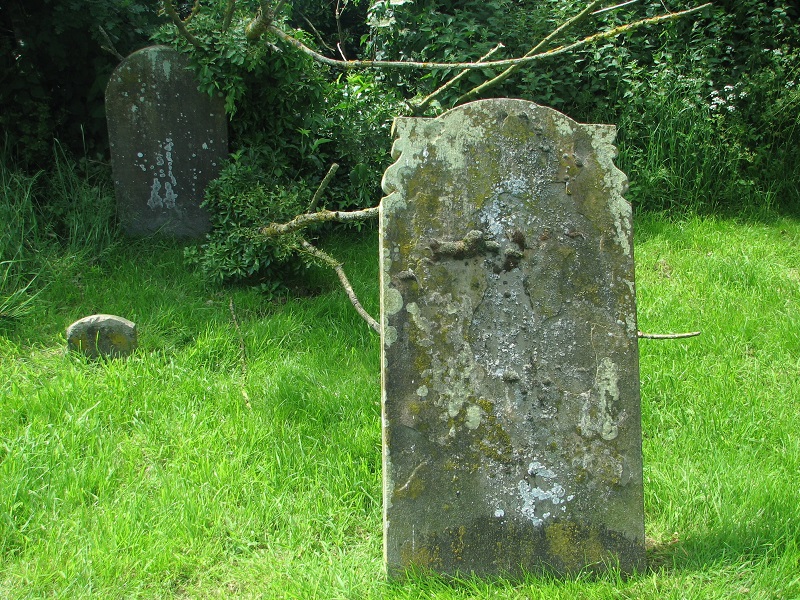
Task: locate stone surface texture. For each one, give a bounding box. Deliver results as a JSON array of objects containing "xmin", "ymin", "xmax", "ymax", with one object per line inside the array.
[
  {"xmin": 106, "ymin": 45, "xmax": 227, "ymax": 237},
  {"xmin": 380, "ymin": 99, "xmax": 644, "ymax": 578},
  {"xmin": 67, "ymin": 314, "xmax": 137, "ymax": 359}
]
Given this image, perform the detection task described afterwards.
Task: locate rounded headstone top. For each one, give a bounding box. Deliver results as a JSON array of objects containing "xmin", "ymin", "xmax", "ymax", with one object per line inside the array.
[{"xmin": 66, "ymin": 314, "xmax": 137, "ymax": 359}]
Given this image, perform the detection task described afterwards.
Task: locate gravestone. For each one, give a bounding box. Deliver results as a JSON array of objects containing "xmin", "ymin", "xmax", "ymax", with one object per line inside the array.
[
  {"xmin": 106, "ymin": 45, "xmax": 227, "ymax": 237},
  {"xmin": 67, "ymin": 314, "xmax": 137, "ymax": 359},
  {"xmin": 380, "ymin": 99, "xmax": 644, "ymax": 578}
]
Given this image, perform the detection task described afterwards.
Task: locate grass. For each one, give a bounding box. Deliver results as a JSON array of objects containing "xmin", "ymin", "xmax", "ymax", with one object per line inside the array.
[{"xmin": 1, "ymin": 211, "xmax": 799, "ymax": 598}]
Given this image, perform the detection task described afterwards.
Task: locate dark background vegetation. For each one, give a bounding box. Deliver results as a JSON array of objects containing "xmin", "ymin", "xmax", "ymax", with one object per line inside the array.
[{"xmin": 2, "ymin": 0, "xmax": 799, "ymax": 295}]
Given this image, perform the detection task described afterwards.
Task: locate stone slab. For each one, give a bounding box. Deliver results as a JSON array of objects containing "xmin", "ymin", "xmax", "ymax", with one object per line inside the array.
[
  {"xmin": 106, "ymin": 45, "xmax": 227, "ymax": 237},
  {"xmin": 380, "ymin": 99, "xmax": 644, "ymax": 578}
]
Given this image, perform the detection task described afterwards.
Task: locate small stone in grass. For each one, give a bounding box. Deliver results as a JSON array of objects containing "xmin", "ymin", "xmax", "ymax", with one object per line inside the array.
[{"xmin": 66, "ymin": 314, "xmax": 137, "ymax": 359}]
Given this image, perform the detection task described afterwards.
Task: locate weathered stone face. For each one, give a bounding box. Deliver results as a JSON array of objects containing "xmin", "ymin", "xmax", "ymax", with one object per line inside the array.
[
  {"xmin": 380, "ymin": 99, "xmax": 644, "ymax": 578},
  {"xmin": 67, "ymin": 314, "xmax": 137, "ymax": 359},
  {"xmin": 106, "ymin": 45, "xmax": 227, "ymax": 237}
]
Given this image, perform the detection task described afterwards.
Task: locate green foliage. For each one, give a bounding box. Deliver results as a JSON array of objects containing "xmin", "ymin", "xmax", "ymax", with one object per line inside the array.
[
  {"xmin": 0, "ymin": 147, "xmax": 119, "ymax": 327},
  {"xmin": 365, "ymin": 0, "xmax": 800, "ymax": 213},
  {"xmin": 2, "ymin": 216, "xmax": 800, "ymax": 597},
  {"xmin": 607, "ymin": 43, "xmax": 800, "ymax": 214},
  {"xmin": 184, "ymin": 150, "xmax": 308, "ymax": 289},
  {"xmin": 153, "ymin": 5, "xmax": 402, "ymax": 287}
]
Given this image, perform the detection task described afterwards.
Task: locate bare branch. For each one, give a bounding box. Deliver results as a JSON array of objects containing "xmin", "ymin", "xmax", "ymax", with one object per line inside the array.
[
  {"xmin": 308, "ymin": 163, "xmax": 340, "ymax": 212},
  {"xmin": 260, "ymin": 206, "xmax": 379, "ymax": 238},
  {"xmin": 246, "ymin": 1, "xmax": 276, "ymax": 41},
  {"xmin": 97, "ymin": 25, "xmax": 125, "ymax": 61},
  {"xmin": 183, "ymin": 0, "xmax": 201, "ymax": 24},
  {"xmin": 266, "ymin": 4, "xmax": 710, "ymax": 71},
  {"xmin": 300, "ymin": 239, "xmax": 380, "ymax": 333},
  {"xmin": 162, "ymin": 0, "xmax": 203, "ymax": 49},
  {"xmin": 593, "ymin": 0, "xmax": 641, "ymax": 16},
  {"xmin": 456, "ymin": 0, "xmax": 603, "ymax": 105},
  {"xmin": 300, "ymin": 12, "xmax": 336, "ymax": 55},
  {"xmin": 335, "ymin": 0, "xmax": 348, "ymax": 61},
  {"xmin": 412, "ymin": 44, "xmax": 504, "ymax": 116},
  {"xmin": 638, "ymin": 331, "xmax": 701, "ymax": 339}
]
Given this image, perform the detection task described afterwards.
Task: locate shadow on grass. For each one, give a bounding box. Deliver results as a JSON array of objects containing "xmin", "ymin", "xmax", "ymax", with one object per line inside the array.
[{"xmin": 648, "ymin": 521, "xmax": 797, "ymax": 574}]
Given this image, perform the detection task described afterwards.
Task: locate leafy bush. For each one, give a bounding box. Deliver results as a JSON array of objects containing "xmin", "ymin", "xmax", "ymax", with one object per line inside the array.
[
  {"xmin": 365, "ymin": 0, "xmax": 800, "ymax": 213},
  {"xmin": 184, "ymin": 149, "xmax": 308, "ymax": 290},
  {"xmin": 153, "ymin": 4, "xmax": 403, "ymax": 288}
]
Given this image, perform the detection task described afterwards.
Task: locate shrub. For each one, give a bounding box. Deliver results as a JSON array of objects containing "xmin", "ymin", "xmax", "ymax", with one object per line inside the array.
[{"xmin": 153, "ymin": 5, "xmax": 403, "ymax": 288}]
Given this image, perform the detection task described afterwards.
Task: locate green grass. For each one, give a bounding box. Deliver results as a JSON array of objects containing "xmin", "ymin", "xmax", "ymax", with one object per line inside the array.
[{"xmin": 1, "ymin": 214, "xmax": 799, "ymax": 598}]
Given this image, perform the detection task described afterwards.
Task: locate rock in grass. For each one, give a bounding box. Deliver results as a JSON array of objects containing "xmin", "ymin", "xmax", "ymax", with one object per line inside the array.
[{"xmin": 66, "ymin": 314, "xmax": 137, "ymax": 359}]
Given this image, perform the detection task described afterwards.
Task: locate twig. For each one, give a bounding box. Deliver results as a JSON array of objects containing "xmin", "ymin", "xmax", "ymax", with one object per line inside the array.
[
  {"xmin": 223, "ymin": 0, "xmax": 236, "ymax": 32},
  {"xmin": 266, "ymin": 4, "xmax": 709, "ymax": 71},
  {"xmin": 456, "ymin": 0, "xmax": 603, "ymax": 105},
  {"xmin": 593, "ymin": 0, "xmax": 641, "ymax": 15},
  {"xmin": 299, "ymin": 239, "xmax": 380, "ymax": 333},
  {"xmin": 162, "ymin": 0, "xmax": 203, "ymax": 49},
  {"xmin": 260, "ymin": 206, "xmax": 379, "ymax": 238},
  {"xmin": 300, "ymin": 12, "xmax": 336, "ymax": 55},
  {"xmin": 182, "ymin": 0, "xmax": 201, "ymax": 24},
  {"xmin": 308, "ymin": 163, "xmax": 339, "ymax": 212},
  {"xmin": 335, "ymin": 0, "xmax": 348, "ymax": 60},
  {"xmin": 411, "ymin": 43, "xmax": 504, "ymax": 116},
  {"xmin": 229, "ymin": 297, "xmax": 252, "ymax": 409},
  {"xmin": 638, "ymin": 331, "xmax": 701, "ymax": 339},
  {"xmin": 97, "ymin": 25, "xmax": 125, "ymax": 61}
]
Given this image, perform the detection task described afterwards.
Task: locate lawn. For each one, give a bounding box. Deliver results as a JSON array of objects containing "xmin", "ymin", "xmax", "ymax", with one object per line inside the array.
[{"xmin": 1, "ymin": 214, "xmax": 799, "ymax": 599}]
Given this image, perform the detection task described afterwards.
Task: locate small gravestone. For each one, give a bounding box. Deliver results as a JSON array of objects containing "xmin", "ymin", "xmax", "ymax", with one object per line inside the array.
[
  {"xmin": 67, "ymin": 314, "xmax": 137, "ymax": 359},
  {"xmin": 380, "ymin": 99, "xmax": 644, "ymax": 578},
  {"xmin": 106, "ymin": 45, "xmax": 227, "ymax": 237}
]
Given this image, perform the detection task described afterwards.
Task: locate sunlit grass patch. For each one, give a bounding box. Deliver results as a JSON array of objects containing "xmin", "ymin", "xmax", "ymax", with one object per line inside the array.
[{"xmin": 1, "ymin": 215, "xmax": 799, "ymax": 598}]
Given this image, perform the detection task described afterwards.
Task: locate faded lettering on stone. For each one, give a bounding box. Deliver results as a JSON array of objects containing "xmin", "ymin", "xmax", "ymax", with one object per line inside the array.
[
  {"xmin": 106, "ymin": 45, "xmax": 227, "ymax": 237},
  {"xmin": 380, "ymin": 99, "xmax": 644, "ymax": 578}
]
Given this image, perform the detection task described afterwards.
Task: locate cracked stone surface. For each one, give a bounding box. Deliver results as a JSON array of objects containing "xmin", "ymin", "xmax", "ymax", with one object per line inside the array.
[
  {"xmin": 380, "ymin": 99, "xmax": 644, "ymax": 578},
  {"xmin": 106, "ymin": 45, "xmax": 227, "ymax": 237}
]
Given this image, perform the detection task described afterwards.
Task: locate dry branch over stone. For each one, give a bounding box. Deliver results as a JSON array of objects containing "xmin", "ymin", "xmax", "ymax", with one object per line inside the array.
[
  {"xmin": 264, "ymin": 5, "xmax": 710, "ymax": 73},
  {"xmin": 260, "ymin": 206, "xmax": 379, "ymax": 238}
]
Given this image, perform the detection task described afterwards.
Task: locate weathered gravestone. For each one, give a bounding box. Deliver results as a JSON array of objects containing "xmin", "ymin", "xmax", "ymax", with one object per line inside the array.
[
  {"xmin": 106, "ymin": 45, "xmax": 227, "ymax": 237},
  {"xmin": 380, "ymin": 99, "xmax": 644, "ymax": 578}
]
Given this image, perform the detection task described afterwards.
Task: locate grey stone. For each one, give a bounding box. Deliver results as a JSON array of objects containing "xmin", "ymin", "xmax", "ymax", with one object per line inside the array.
[
  {"xmin": 67, "ymin": 314, "xmax": 137, "ymax": 359},
  {"xmin": 106, "ymin": 45, "xmax": 227, "ymax": 237},
  {"xmin": 380, "ymin": 99, "xmax": 644, "ymax": 578}
]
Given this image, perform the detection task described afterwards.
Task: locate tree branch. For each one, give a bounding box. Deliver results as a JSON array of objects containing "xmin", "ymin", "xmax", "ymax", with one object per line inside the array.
[
  {"xmin": 638, "ymin": 331, "xmax": 701, "ymax": 339},
  {"xmin": 183, "ymin": 0, "xmax": 201, "ymax": 24},
  {"xmin": 261, "ymin": 206, "xmax": 379, "ymax": 238},
  {"xmin": 266, "ymin": 4, "xmax": 710, "ymax": 72},
  {"xmin": 162, "ymin": 0, "xmax": 203, "ymax": 49},
  {"xmin": 299, "ymin": 12, "xmax": 336, "ymax": 55},
  {"xmin": 411, "ymin": 43, "xmax": 504, "ymax": 116},
  {"xmin": 245, "ymin": 1, "xmax": 276, "ymax": 41},
  {"xmin": 223, "ymin": 0, "xmax": 236, "ymax": 32},
  {"xmin": 335, "ymin": 0, "xmax": 348, "ymax": 61},
  {"xmin": 300, "ymin": 239, "xmax": 380, "ymax": 333},
  {"xmin": 97, "ymin": 25, "xmax": 125, "ymax": 61},
  {"xmin": 456, "ymin": 0, "xmax": 603, "ymax": 105},
  {"xmin": 308, "ymin": 163, "xmax": 339, "ymax": 212},
  {"xmin": 593, "ymin": 0, "xmax": 641, "ymax": 16}
]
